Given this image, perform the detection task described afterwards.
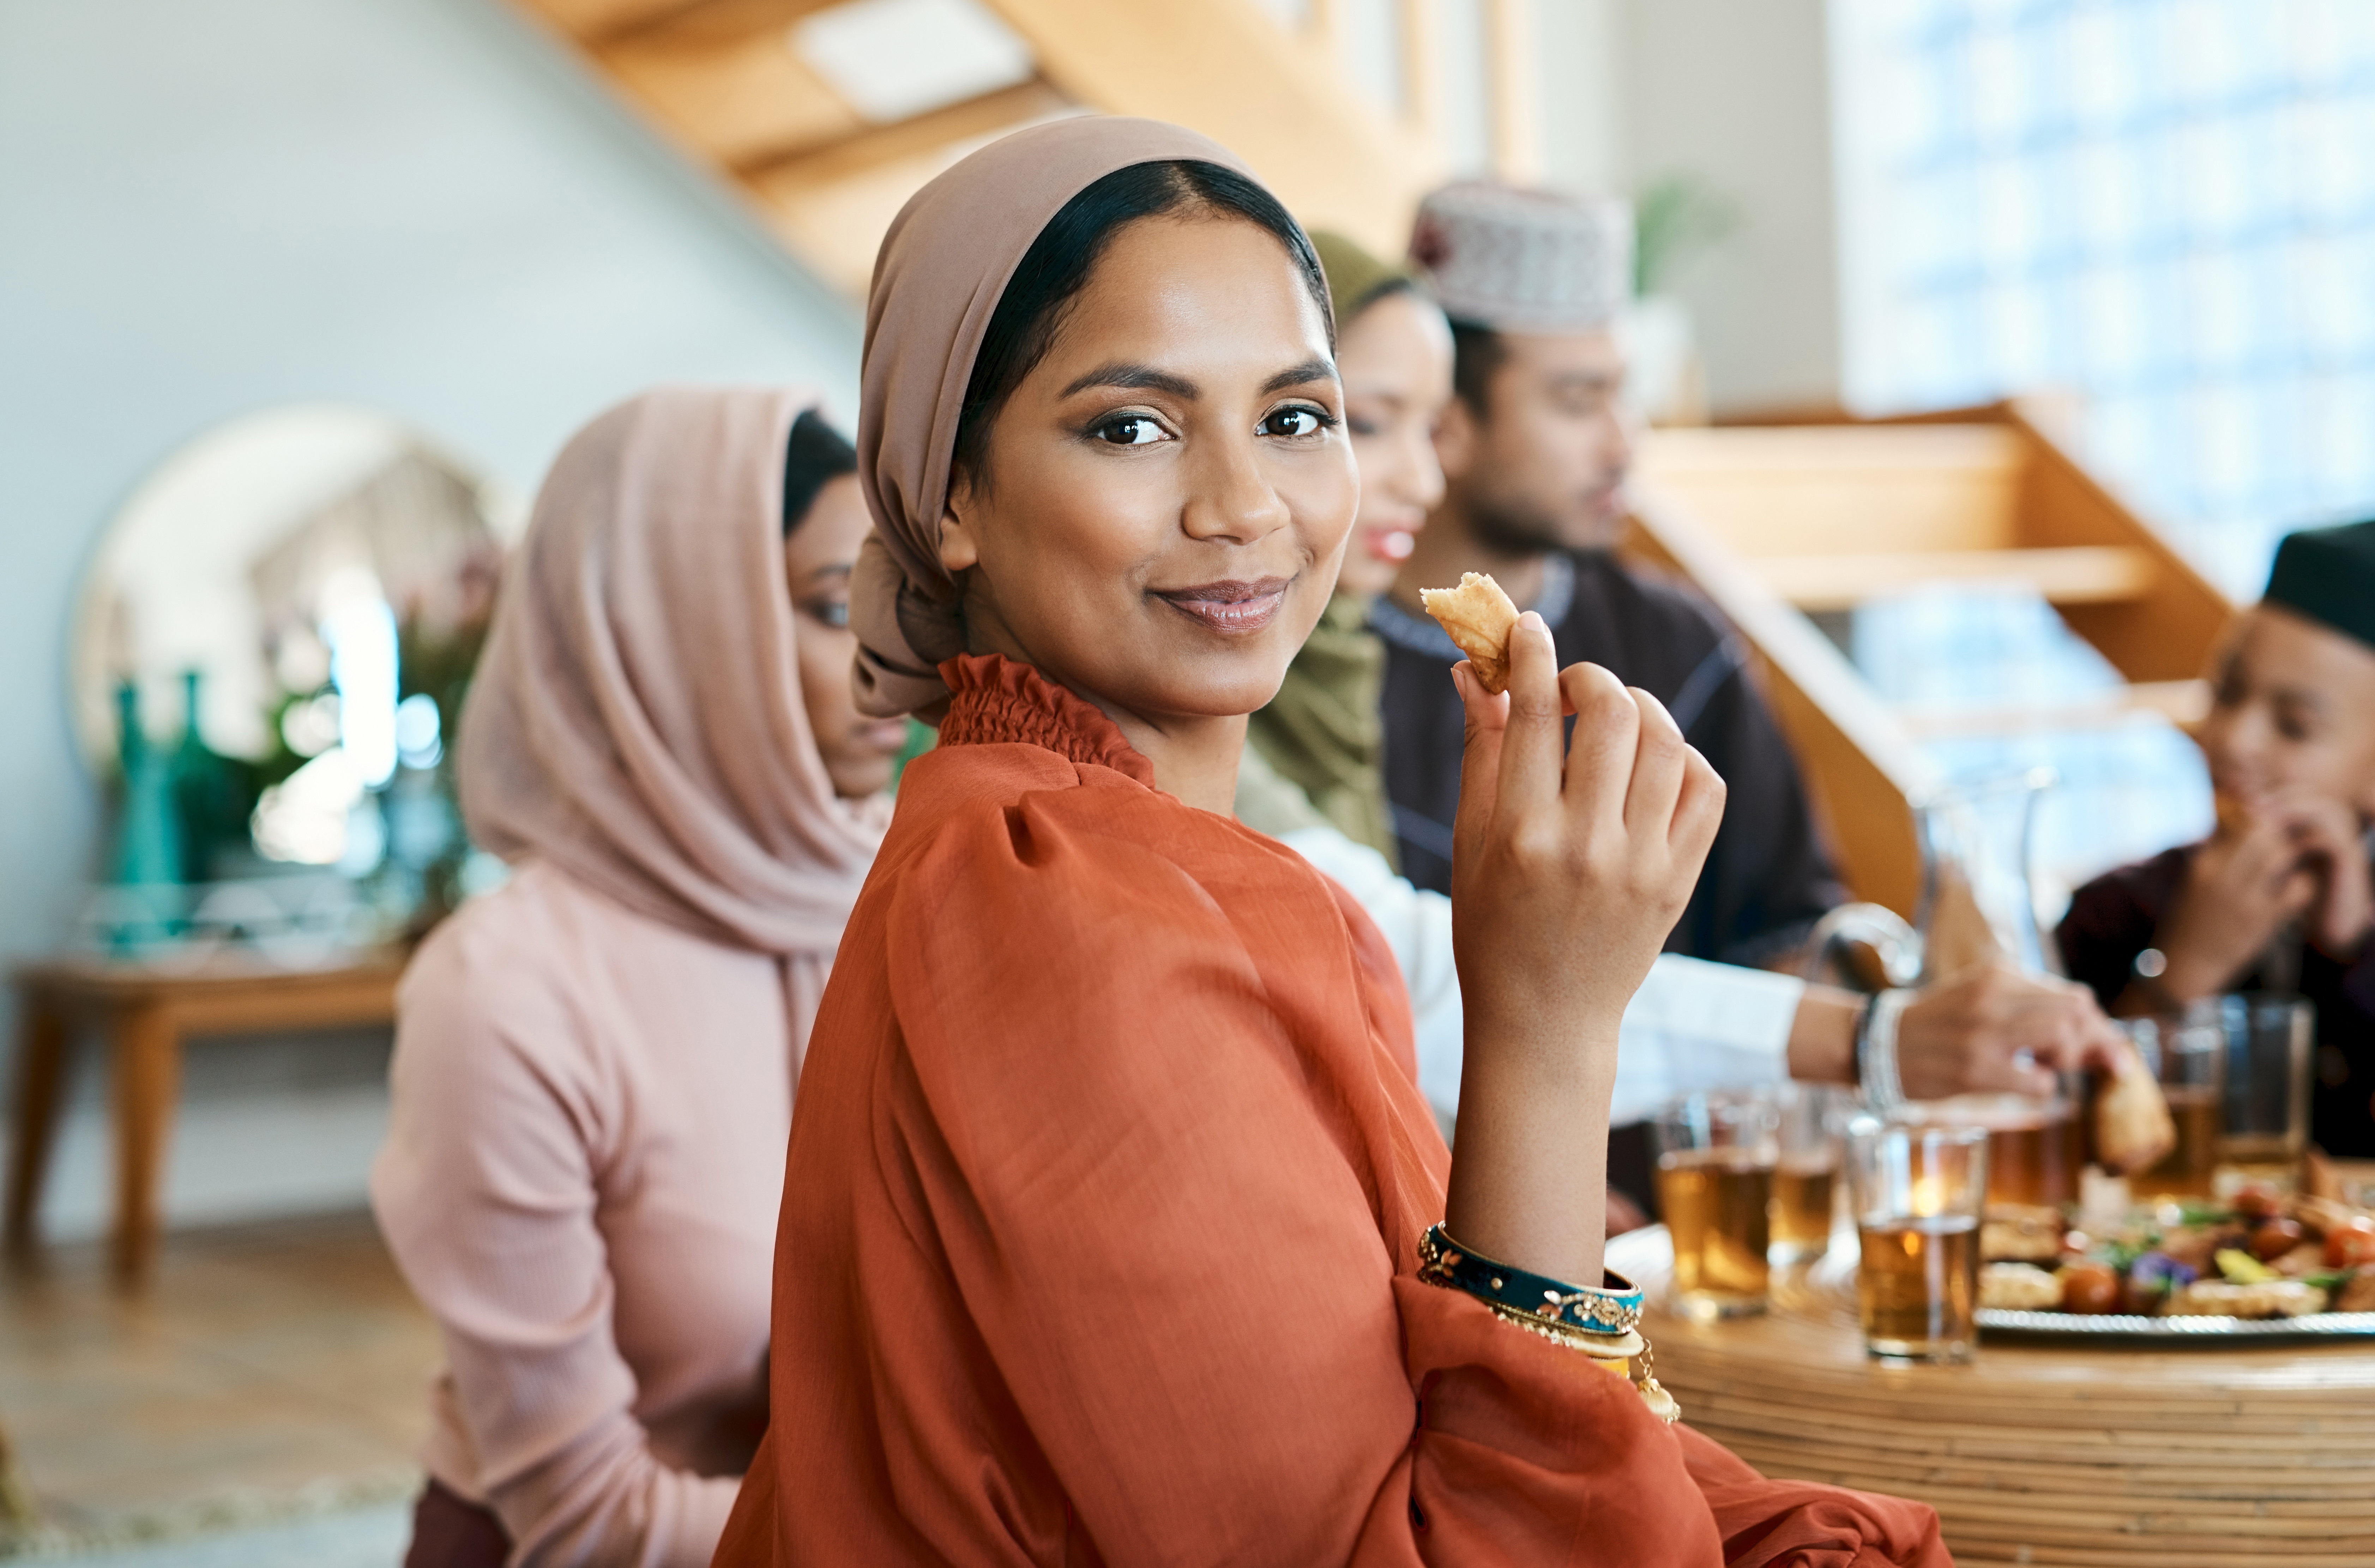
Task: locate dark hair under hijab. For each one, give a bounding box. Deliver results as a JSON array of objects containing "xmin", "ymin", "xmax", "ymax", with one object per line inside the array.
[
  {"xmin": 950, "ymin": 158, "xmax": 1334, "ymax": 491},
  {"xmin": 783, "ymin": 408, "xmax": 859, "ymax": 534}
]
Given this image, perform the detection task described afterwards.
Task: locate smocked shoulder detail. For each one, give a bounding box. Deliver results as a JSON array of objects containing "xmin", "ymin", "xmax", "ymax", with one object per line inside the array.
[{"xmin": 935, "ymin": 654, "xmax": 1157, "ymax": 786}]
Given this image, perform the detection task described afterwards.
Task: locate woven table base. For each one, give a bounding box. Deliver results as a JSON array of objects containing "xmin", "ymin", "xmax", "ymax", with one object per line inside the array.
[{"xmin": 1608, "ymin": 1227, "xmax": 2375, "ymax": 1566}]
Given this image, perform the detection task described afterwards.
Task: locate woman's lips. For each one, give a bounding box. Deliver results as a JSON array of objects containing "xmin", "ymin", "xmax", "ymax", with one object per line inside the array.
[
  {"xmin": 1152, "ymin": 577, "xmax": 1291, "ymax": 633},
  {"xmin": 1360, "ymin": 524, "xmax": 1417, "ymax": 564},
  {"xmin": 857, "ymin": 719, "xmax": 910, "ymax": 752}
]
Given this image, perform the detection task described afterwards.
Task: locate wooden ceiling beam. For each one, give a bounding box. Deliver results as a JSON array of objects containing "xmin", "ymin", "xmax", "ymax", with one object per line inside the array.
[
  {"xmin": 741, "ymin": 78, "xmax": 1070, "ymax": 186},
  {"xmin": 512, "ymin": 0, "xmax": 728, "ymax": 47},
  {"xmin": 602, "ymin": 4, "xmax": 864, "ymax": 166}
]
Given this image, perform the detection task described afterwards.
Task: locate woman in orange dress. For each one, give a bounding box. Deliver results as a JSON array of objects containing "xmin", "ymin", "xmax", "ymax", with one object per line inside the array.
[{"xmin": 714, "ymin": 118, "xmax": 1948, "ymax": 1567}]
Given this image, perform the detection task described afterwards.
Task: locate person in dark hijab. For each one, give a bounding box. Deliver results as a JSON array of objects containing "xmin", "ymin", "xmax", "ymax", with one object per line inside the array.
[{"xmin": 2060, "ymin": 519, "xmax": 2375, "ymax": 1156}]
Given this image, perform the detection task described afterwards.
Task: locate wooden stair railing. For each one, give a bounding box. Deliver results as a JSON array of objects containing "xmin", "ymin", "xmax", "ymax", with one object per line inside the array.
[
  {"xmin": 500, "ymin": 0, "xmax": 1545, "ymax": 298},
  {"xmin": 1623, "ymin": 401, "xmax": 2233, "ymax": 917}
]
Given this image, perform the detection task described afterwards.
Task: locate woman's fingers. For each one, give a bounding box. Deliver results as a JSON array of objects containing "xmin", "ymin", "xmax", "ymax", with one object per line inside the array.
[
  {"xmin": 1494, "ymin": 613, "xmax": 1570, "ymax": 822},
  {"xmin": 1670, "ymin": 743, "xmax": 1726, "ymax": 864},
  {"xmin": 1616, "ymin": 684, "xmax": 1686, "ymax": 841},
  {"xmin": 1554, "ymin": 661, "xmax": 1639, "ymax": 834},
  {"xmin": 1450, "ymin": 661, "xmax": 1508, "ymax": 867}
]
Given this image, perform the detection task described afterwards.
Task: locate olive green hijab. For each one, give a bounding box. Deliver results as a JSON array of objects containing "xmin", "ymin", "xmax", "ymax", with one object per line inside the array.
[{"xmin": 1242, "ymin": 231, "xmax": 1419, "ymax": 866}]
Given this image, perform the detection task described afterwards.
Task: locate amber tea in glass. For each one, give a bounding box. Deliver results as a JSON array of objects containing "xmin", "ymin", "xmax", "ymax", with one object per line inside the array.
[
  {"xmin": 1899, "ymin": 1092, "xmax": 2079, "ymax": 1209},
  {"xmin": 1770, "ymin": 1083, "xmax": 1845, "ymax": 1265},
  {"xmin": 1654, "ymin": 1092, "xmax": 1779, "ymax": 1319},
  {"xmin": 1847, "ymin": 1120, "xmax": 1988, "ymax": 1363},
  {"xmin": 2128, "ymin": 1013, "xmax": 2223, "ymax": 1197}
]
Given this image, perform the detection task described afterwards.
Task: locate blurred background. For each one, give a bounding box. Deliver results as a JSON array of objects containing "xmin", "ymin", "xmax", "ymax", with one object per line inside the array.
[{"xmin": 0, "ymin": 0, "xmax": 2369, "ymax": 1560}]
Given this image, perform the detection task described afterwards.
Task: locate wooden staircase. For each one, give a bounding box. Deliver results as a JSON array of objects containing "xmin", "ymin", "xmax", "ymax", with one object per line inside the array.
[
  {"xmin": 1622, "ymin": 399, "xmax": 2233, "ymax": 917},
  {"xmin": 499, "ymin": 0, "xmax": 1552, "ymax": 296}
]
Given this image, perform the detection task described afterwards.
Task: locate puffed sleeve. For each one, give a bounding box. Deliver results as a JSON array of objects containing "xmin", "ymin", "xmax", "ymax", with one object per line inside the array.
[
  {"xmin": 871, "ymin": 788, "xmax": 1941, "ymax": 1566},
  {"xmin": 371, "ymin": 935, "xmax": 741, "ymax": 1568}
]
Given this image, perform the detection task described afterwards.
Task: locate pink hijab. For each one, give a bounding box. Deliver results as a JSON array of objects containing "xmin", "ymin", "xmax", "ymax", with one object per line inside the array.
[
  {"xmin": 459, "ymin": 386, "xmax": 891, "ymax": 1060},
  {"xmin": 849, "ymin": 116, "xmax": 1257, "ymax": 717}
]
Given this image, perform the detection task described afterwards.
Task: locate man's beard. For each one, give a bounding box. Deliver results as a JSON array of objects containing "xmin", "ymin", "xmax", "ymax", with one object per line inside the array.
[{"xmin": 1462, "ymin": 485, "xmax": 1576, "ymax": 558}]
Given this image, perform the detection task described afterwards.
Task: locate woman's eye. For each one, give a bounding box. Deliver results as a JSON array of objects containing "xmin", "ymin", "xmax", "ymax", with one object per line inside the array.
[
  {"xmin": 800, "ymin": 600, "xmax": 851, "ymax": 630},
  {"xmin": 1093, "ymin": 414, "xmax": 1169, "ymax": 446},
  {"xmin": 1262, "ymin": 407, "xmax": 1330, "ymax": 439}
]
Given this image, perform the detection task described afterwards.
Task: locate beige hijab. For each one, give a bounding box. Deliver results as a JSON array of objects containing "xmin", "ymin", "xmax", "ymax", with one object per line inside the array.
[
  {"xmin": 459, "ymin": 386, "xmax": 891, "ymax": 1061},
  {"xmin": 849, "ymin": 116, "xmax": 1257, "ymax": 717}
]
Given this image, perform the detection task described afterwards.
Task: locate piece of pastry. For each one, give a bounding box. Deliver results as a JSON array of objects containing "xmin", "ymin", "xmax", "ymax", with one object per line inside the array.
[
  {"xmin": 1980, "ymin": 1204, "xmax": 2063, "ymax": 1263},
  {"xmin": 2167, "ymin": 1279, "xmax": 2327, "ymax": 1319},
  {"xmin": 1419, "ymin": 573, "xmax": 1521, "ymax": 694},
  {"xmin": 2094, "ymin": 1057, "xmax": 2177, "ymax": 1175},
  {"xmin": 1979, "ymin": 1261, "xmax": 2063, "ymax": 1311}
]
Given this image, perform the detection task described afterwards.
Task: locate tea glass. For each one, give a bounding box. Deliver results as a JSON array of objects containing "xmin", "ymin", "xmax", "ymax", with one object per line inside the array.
[
  {"xmin": 2214, "ymin": 994, "xmax": 2313, "ymax": 1177},
  {"xmin": 1769, "ymin": 1083, "xmax": 1846, "ymax": 1265},
  {"xmin": 2126, "ymin": 1011, "xmax": 2223, "ymax": 1198},
  {"xmin": 1653, "ymin": 1091, "xmax": 1779, "ymax": 1320},
  {"xmin": 1895, "ymin": 1086, "xmax": 2081, "ymax": 1211},
  {"xmin": 1847, "ymin": 1120, "xmax": 1989, "ymax": 1364}
]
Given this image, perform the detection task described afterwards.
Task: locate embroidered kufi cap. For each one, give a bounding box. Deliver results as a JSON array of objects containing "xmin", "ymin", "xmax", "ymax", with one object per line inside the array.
[
  {"xmin": 2264, "ymin": 517, "xmax": 2375, "ymax": 653},
  {"xmin": 1407, "ymin": 182, "xmax": 1633, "ymax": 332}
]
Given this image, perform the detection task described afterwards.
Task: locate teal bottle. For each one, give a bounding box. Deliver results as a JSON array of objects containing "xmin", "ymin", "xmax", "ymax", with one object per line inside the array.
[
  {"xmin": 170, "ymin": 668, "xmax": 245, "ymax": 883},
  {"xmin": 111, "ymin": 680, "xmax": 184, "ymax": 888}
]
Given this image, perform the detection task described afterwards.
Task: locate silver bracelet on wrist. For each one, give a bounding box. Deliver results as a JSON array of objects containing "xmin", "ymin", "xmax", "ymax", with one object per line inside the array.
[{"xmin": 1856, "ymin": 988, "xmax": 1915, "ymax": 1112}]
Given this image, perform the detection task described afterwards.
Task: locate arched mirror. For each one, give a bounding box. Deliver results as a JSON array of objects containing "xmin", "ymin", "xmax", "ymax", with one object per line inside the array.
[{"xmin": 71, "ymin": 405, "xmax": 524, "ymax": 959}]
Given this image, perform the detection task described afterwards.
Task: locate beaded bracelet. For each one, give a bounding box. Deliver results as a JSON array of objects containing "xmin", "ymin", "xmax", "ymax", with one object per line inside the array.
[
  {"xmin": 1855, "ymin": 988, "xmax": 1914, "ymax": 1112},
  {"xmin": 1416, "ymin": 1224, "xmax": 1645, "ymax": 1336},
  {"xmin": 1418, "ymin": 1224, "xmax": 1680, "ymax": 1424}
]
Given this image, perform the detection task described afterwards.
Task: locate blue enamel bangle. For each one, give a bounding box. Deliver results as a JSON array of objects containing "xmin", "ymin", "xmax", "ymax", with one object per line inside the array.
[{"xmin": 1417, "ymin": 1223, "xmax": 1645, "ymax": 1335}]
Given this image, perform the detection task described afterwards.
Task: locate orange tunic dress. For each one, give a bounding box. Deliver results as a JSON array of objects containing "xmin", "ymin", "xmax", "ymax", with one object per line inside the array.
[{"xmin": 715, "ymin": 654, "xmax": 1946, "ymax": 1567}]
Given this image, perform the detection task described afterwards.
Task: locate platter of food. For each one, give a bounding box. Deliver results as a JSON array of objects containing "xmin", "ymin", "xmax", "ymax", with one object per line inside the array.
[{"xmin": 1973, "ymin": 1183, "xmax": 2375, "ymax": 1342}]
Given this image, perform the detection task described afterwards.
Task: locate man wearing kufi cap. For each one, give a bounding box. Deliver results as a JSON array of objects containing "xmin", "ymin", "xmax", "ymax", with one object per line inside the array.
[
  {"xmin": 2061, "ymin": 519, "xmax": 2375, "ymax": 1157},
  {"xmin": 1376, "ymin": 181, "xmax": 1844, "ymax": 964}
]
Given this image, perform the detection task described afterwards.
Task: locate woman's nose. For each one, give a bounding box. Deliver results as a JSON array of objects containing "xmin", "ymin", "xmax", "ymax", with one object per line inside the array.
[
  {"xmin": 1180, "ymin": 434, "xmax": 1290, "ymax": 544},
  {"xmin": 1402, "ymin": 424, "xmax": 1446, "ymax": 511}
]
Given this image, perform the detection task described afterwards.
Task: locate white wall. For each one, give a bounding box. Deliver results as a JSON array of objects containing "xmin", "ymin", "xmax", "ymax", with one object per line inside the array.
[
  {"xmin": 0, "ymin": 0, "xmax": 860, "ymax": 1236},
  {"xmin": 1617, "ymin": 0, "xmax": 1843, "ymax": 414},
  {"xmin": 1331, "ymin": 0, "xmax": 1845, "ymax": 415}
]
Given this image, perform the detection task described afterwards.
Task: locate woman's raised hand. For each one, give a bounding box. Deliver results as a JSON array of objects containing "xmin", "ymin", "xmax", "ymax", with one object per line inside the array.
[
  {"xmin": 1440, "ymin": 612, "xmax": 1724, "ymax": 1283},
  {"xmin": 1449, "ymin": 612, "xmax": 1726, "ymax": 1065}
]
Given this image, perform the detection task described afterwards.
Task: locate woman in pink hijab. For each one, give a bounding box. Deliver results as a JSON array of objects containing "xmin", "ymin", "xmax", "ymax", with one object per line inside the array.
[{"xmin": 371, "ymin": 387, "xmax": 902, "ymax": 1568}]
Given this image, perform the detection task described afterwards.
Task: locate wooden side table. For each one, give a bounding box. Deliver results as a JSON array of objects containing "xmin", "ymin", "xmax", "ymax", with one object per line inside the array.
[{"xmin": 4, "ymin": 952, "xmax": 405, "ymax": 1286}]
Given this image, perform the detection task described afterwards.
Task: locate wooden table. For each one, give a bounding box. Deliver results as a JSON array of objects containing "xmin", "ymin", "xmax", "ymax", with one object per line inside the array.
[
  {"xmin": 1610, "ymin": 1227, "xmax": 2375, "ymax": 1567},
  {"xmin": 5, "ymin": 953, "xmax": 405, "ymax": 1287}
]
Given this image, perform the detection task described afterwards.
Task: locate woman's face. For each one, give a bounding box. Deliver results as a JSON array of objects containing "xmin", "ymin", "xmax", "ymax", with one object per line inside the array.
[
  {"xmin": 2197, "ymin": 604, "xmax": 2375, "ymax": 819},
  {"xmin": 786, "ymin": 472, "xmax": 910, "ymax": 799},
  {"xmin": 1333, "ymin": 289, "xmax": 1453, "ymax": 599},
  {"xmin": 939, "ymin": 214, "xmax": 1356, "ymax": 729}
]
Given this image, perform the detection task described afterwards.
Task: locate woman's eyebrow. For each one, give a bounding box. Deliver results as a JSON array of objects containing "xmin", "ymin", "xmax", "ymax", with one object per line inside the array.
[
  {"xmin": 1061, "ymin": 362, "xmax": 1200, "ymax": 399},
  {"xmin": 802, "ymin": 563, "xmax": 855, "ymax": 586},
  {"xmin": 1261, "ymin": 357, "xmax": 1339, "ymax": 394}
]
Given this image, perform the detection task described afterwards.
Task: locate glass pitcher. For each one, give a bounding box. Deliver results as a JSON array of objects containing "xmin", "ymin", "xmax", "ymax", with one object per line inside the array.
[
  {"xmin": 1911, "ymin": 767, "xmax": 2056, "ymax": 979},
  {"xmin": 1813, "ymin": 769, "xmax": 2080, "ymax": 1204}
]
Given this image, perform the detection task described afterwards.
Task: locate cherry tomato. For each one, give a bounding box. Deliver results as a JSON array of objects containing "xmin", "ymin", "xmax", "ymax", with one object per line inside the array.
[
  {"xmin": 2231, "ymin": 1183, "xmax": 2284, "ymax": 1221},
  {"xmin": 2325, "ymin": 1217, "xmax": 2375, "ymax": 1269},
  {"xmin": 2060, "ymin": 1262, "xmax": 2122, "ymax": 1314},
  {"xmin": 2250, "ymin": 1217, "xmax": 2304, "ymax": 1262}
]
